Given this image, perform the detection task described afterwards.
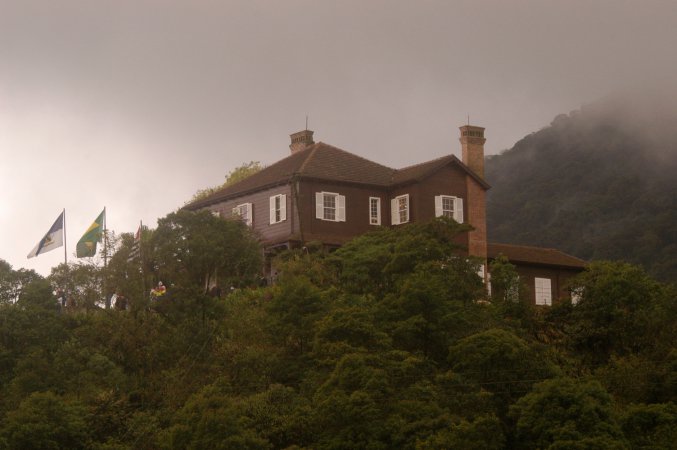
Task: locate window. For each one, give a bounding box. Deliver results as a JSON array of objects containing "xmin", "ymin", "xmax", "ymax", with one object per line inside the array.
[
  {"xmin": 369, "ymin": 197, "xmax": 381, "ymax": 225},
  {"xmin": 570, "ymin": 287, "xmax": 583, "ymax": 305},
  {"xmin": 476, "ymin": 264, "xmax": 485, "ymax": 283},
  {"xmin": 391, "ymin": 194, "xmax": 409, "ymax": 225},
  {"xmin": 435, "ymin": 195, "xmax": 464, "ymax": 223},
  {"xmin": 211, "ymin": 210, "xmax": 221, "ymax": 218},
  {"xmin": 315, "ymin": 192, "xmax": 346, "ymax": 222},
  {"xmin": 232, "ymin": 203, "xmax": 253, "ymax": 226},
  {"xmin": 269, "ymin": 194, "xmax": 286, "ymax": 224},
  {"xmin": 535, "ymin": 277, "xmax": 552, "ymax": 306}
]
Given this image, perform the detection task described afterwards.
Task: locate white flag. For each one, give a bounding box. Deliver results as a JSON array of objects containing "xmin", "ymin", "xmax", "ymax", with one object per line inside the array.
[{"xmin": 27, "ymin": 211, "xmax": 64, "ymax": 258}]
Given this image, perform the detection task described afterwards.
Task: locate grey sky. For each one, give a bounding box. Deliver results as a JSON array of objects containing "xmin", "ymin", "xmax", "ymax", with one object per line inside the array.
[{"xmin": 1, "ymin": 0, "xmax": 676, "ymax": 276}]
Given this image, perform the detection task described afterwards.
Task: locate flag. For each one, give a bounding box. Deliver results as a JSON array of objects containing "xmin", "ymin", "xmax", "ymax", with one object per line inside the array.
[
  {"xmin": 76, "ymin": 209, "xmax": 105, "ymax": 258},
  {"xmin": 127, "ymin": 223, "xmax": 142, "ymax": 262},
  {"xmin": 27, "ymin": 211, "xmax": 64, "ymax": 258}
]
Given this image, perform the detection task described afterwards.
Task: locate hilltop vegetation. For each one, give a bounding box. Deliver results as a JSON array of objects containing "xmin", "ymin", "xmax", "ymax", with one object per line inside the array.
[
  {"xmin": 0, "ymin": 213, "xmax": 675, "ymax": 449},
  {"xmin": 486, "ymin": 91, "xmax": 677, "ymax": 280}
]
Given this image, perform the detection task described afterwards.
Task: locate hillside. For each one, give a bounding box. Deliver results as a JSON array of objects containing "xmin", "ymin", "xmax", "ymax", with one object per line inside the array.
[{"xmin": 486, "ymin": 91, "xmax": 677, "ymax": 280}]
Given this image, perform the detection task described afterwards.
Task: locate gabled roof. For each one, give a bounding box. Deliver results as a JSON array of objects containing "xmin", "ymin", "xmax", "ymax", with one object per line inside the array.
[
  {"xmin": 488, "ymin": 243, "xmax": 587, "ymax": 269},
  {"xmin": 393, "ymin": 154, "xmax": 490, "ymax": 188},
  {"xmin": 187, "ymin": 141, "xmax": 488, "ymax": 209}
]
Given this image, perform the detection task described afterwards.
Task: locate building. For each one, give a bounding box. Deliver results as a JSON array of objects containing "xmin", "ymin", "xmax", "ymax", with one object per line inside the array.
[{"xmin": 186, "ymin": 125, "xmax": 585, "ymax": 305}]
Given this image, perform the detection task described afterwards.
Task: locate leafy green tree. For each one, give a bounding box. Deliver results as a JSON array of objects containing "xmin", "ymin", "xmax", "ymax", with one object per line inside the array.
[
  {"xmin": 16, "ymin": 277, "xmax": 58, "ymax": 310},
  {"xmin": 509, "ymin": 377, "xmax": 627, "ymax": 449},
  {"xmin": 447, "ymin": 328, "xmax": 559, "ymax": 413},
  {"xmin": 378, "ymin": 259, "xmax": 486, "ymax": 362},
  {"xmin": 333, "ymin": 217, "xmax": 473, "ymax": 296},
  {"xmin": 160, "ymin": 380, "xmax": 269, "ymax": 449},
  {"xmin": 564, "ymin": 261, "xmax": 673, "ymax": 365},
  {"xmin": 311, "ymin": 350, "xmax": 448, "ymax": 449},
  {"xmin": 238, "ymin": 384, "xmax": 313, "ymax": 449},
  {"xmin": 48, "ymin": 262, "xmax": 102, "ymax": 309},
  {"xmin": 151, "ymin": 210, "xmax": 262, "ymax": 291},
  {"xmin": 488, "ymin": 254, "xmax": 520, "ymax": 303},
  {"xmin": 189, "ymin": 161, "xmax": 264, "ymax": 204},
  {"xmin": 266, "ymin": 275, "xmax": 327, "ymax": 356},
  {"xmin": 620, "ymin": 402, "xmax": 677, "ymax": 450},
  {"xmin": 313, "ymin": 304, "xmax": 391, "ymax": 361},
  {"xmin": 0, "ymin": 260, "xmax": 42, "ymax": 305},
  {"xmin": 417, "ymin": 414, "xmax": 505, "ymax": 450},
  {"xmin": 0, "ymin": 391, "xmax": 91, "ymax": 449}
]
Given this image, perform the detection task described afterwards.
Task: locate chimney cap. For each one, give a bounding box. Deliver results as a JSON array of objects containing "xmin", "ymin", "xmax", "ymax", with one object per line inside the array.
[{"xmin": 289, "ymin": 129, "xmax": 315, "ymax": 154}]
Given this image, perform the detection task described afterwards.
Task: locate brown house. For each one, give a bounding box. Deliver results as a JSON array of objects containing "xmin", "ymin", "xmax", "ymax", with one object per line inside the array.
[
  {"xmin": 186, "ymin": 125, "xmax": 585, "ymax": 305},
  {"xmin": 488, "ymin": 243, "xmax": 585, "ymax": 306}
]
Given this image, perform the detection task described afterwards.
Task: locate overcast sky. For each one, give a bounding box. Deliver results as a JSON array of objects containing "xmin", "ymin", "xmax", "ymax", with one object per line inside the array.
[{"xmin": 2, "ymin": 0, "xmax": 676, "ymax": 276}]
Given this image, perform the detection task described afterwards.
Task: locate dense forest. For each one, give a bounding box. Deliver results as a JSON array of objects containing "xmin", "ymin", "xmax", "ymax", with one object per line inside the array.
[
  {"xmin": 486, "ymin": 91, "xmax": 677, "ymax": 281},
  {"xmin": 0, "ymin": 211, "xmax": 675, "ymax": 449}
]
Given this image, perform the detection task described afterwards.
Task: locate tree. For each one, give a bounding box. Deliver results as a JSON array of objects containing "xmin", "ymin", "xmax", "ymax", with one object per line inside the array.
[
  {"xmin": 447, "ymin": 328, "xmax": 559, "ymax": 413},
  {"xmin": 564, "ymin": 261, "xmax": 673, "ymax": 365},
  {"xmin": 150, "ymin": 209, "xmax": 262, "ymax": 291},
  {"xmin": 488, "ymin": 254, "xmax": 521, "ymax": 303},
  {"xmin": 160, "ymin": 380, "xmax": 269, "ymax": 449},
  {"xmin": 0, "ymin": 391, "xmax": 91, "ymax": 449},
  {"xmin": 48, "ymin": 262, "xmax": 102, "ymax": 310},
  {"xmin": 620, "ymin": 403, "xmax": 677, "ymax": 449},
  {"xmin": 189, "ymin": 161, "xmax": 264, "ymax": 204},
  {"xmin": 509, "ymin": 377, "xmax": 627, "ymax": 449},
  {"xmin": 0, "ymin": 260, "xmax": 42, "ymax": 305},
  {"xmin": 333, "ymin": 217, "xmax": 474, "ymax": 297}
]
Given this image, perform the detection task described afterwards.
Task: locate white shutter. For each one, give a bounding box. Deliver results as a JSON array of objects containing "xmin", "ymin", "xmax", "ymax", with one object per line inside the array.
[
  {"xmin": 245, "ymin": 202, "xmax": 253, "ymax": 226},
  {"xmin": 269, "ymin": 196, "xmax": 276, "ymax": 224},
  {"xmin": 337, "ymin": 195, "xmax": 346, "ymax": 222},
  {"xmin": 434, "ymin": 195, "xmax": 443, "ymax": 217},
  {"xmin": 403, "ymin": 194, "xmax": 410, "ymax": 223},
  {"xmin": 391, "ymin": 198, "xmax": 399, "ymax": 225},
  {"xmin": 315, "ymin": 192, "xmax": 324, "ymax": 219},
  {"xmin": 279, "ymin": 195, "xmax": 287, "ymax": 222},
  {"xmin": 453, "ymin": 197, "xmax": 464, "ymax": 223}
]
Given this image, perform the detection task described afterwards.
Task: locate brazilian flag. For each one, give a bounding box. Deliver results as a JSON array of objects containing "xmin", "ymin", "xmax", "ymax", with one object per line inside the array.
[{"xmin": 76, "ymin": 209, "xmax": 105, "ymax": 258}]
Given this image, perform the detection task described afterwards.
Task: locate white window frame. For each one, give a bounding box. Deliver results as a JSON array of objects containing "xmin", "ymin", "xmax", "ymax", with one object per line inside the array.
[
  {"xmin": 315, "ymin": 192, "xmax": 346, "ymax": 222},
  {"xmin": 232, "ymin": 202, "xmax": 253, "ymax": 227},
  {"xmin": 269, "ymin": 194, "xmax": 287, "ymax": 224},
  {"xmin": 435, "ymin": 195, "xmax": 464, "ymax": 223},
  {"xmin": 369, "ymin": 197, "xmax": 381, "ymax": 225},
  {"xmin": 391, "ymin": 194, "xmax": 409, "ymax": 225},
  {"xmin": 535, "ymin": 277, "xmax": 552, "ymax": 306}
]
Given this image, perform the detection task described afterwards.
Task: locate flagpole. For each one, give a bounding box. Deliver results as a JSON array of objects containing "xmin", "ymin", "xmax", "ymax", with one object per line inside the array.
[
  {"xmin": 63, "ymin": 208, "xmax": 69, "ymax": 310},
  {"xmin": 140, "ymin": 220, "xmax": 146, "ymax": 303},
  {"xmin": 103, "ymin": 207, "xmax": 109, "ymax": 308},
  {"xmin": 63, "ymin": 208, "xmax": 67, "ymax": 265}
]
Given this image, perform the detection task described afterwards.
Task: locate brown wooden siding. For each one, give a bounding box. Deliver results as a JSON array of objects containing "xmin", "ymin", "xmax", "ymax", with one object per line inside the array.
[
  {"xmin": 507, "ymin": 263, "xmax": 581, "ymax": 305},
  {"xmin": 204, "ymin": 184, "xmax": 293, "ymax": 244},
  {"xmin": 297, "ymin": 180, "xmax": 389, "ymax": 245}
]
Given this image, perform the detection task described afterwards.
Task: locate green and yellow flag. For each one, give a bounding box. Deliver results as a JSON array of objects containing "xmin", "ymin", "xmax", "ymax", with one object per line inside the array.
[{"xmin": 76, "ymin": 209, "xmax": 105, "ymax": 258}]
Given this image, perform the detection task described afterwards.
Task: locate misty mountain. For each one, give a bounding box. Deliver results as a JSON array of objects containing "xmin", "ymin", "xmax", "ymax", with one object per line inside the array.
[{"xmin": 486, "ymin": 91, "xmax": 677, "ymax": 280}]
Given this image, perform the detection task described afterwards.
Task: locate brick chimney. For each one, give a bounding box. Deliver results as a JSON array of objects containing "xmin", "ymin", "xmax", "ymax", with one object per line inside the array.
[
  {"xmin": 459, "ymin": 125, "xmax": 486, "ymax": 178},
  {"xmin": 459, "ymin": 124, "xmax": 488, "ymax": 270},
  {"xmin": 289, "ymin": 129, "xmax": 315, "ymax": 154}
]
